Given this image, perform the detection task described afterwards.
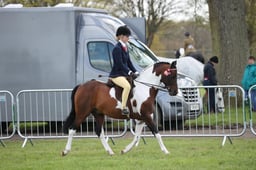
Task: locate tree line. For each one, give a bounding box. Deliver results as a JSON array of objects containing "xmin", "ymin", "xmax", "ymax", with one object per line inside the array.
[{"xmin": 1, "ymin": 0, "xmax": 255, "ymax": 86}]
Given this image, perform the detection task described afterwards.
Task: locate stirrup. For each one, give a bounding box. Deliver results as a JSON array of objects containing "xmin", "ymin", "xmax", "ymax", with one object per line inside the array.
[{"xmin": 121, "ymin": 108, "xmax": 129, "ymax": 115}]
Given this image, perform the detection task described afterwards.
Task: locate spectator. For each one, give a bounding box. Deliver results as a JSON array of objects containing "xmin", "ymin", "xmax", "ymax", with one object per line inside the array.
[
  {"xmin": 241, "ymin": 56, "xmax": 256, "ymax": 111},
  {"xmin": 203, "ymin": 56, "xmax": 219, "ymax": 113},
  {"xmin": 184, "ymin": 32, "xmax": 196, "ymax": 56}
]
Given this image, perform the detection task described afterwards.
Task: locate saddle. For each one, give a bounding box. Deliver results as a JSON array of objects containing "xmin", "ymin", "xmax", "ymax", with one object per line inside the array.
[{"xmin": 106, "ymin": 76, "xmax": 135, "ymax": 102}]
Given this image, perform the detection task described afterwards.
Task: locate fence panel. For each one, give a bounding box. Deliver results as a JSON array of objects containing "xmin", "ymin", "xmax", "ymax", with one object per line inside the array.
[
  {"xmin": 130, "ymin": 85, "xmax": 246, "ymax": 145},
  {"xmin": 248, "ymin": 85, "xmax": 256, "ymax": 135},
  {"xmin": 0, "ymin": 91, "xmax": 15, "ymax": 146},
  {"xmin": 16, "ymin": 89, "xmax": 127, "ymax": 147}
]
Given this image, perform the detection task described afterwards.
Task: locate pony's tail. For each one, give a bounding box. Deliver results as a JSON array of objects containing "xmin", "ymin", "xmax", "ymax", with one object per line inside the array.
[{"xmin": 63, "ymin": 85, "xmax": 80, "ymax": 134}]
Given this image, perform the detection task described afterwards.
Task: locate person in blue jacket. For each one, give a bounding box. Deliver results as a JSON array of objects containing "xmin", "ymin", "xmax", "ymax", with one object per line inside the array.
[
  {"xmin": 109, "ymin": 26, "xmax": 139, "ymax": 115},
  {"xmin": 241, "ymin": 56, "xmax": 256, "ymax": 111},
  {"xmin": 203, "ymin": 56, "xmax": 218, "ymax": 112}
]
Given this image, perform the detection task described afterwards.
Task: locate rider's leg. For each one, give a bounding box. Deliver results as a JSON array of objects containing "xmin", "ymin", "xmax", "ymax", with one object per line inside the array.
[{"xmin": 111, "ymin": 76, "xmax": 131, "ymax": 114}]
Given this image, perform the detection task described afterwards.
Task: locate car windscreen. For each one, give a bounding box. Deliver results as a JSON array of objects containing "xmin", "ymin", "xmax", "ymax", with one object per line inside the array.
[{"xmin": 128, "ymin": 39, "xmax": 158, "ymax": 70}]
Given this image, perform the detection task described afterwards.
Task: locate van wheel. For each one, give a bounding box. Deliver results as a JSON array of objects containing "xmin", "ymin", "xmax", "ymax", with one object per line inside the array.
[
  {"xmin": 46, "ymin": 121, "xmax": 63, "ymax": 133},
  {"xmin": 154, "ymin": 106, "xmax": 163, "ymax": 130},
  {"xmin": 170, "ymin": 120, "xmax": 184, "ymax": 130},
  {"xmin": 1, "ymin": 122, "xmax": 10, "ymax": 133}
]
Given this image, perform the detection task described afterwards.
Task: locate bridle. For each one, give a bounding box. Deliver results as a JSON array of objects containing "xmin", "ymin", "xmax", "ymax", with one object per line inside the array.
[
  {"xmin": 134, "ymin": 68, "xmax": 177, "ymax": 92},
  {"xmin": 134, "ymin": 79, "xmax": 168, "ymax": 91}
]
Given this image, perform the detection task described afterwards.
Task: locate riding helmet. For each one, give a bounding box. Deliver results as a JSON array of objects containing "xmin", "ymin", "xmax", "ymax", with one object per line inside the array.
[{"xmin": 116, "ymin": 26, "xmax": 131, "ymax": 37}]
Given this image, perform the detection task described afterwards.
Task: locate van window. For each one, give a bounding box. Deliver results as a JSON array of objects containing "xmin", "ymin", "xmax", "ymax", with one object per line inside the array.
[
  {"xmin": 128, "ymin": 39, "xmax": 157, "ymax": 69},
  {"xmin": 88, "ymin": 42, "xmax": 114, "ymax": 72}
]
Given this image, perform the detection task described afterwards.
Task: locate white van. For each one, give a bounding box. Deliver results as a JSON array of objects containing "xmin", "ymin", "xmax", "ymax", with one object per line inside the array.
[{"xmin": 0, "ymin": 6, "xmax": 201, "ymax": 130}]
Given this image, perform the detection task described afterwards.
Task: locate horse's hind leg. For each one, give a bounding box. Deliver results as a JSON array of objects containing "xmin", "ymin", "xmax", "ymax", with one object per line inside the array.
[
  {"xmin": 62, "ymin": 129, "xmax": 76, "ymax": 156},
  {"xmin": 62, "ymin": 108, "xmax": 92, "ymax": 156},
  {"xmin": 100, "ymin": 128, "xmax": 115, "ymax": 155},
  {"xmin": 93, "ymin": 113, "xmax": 114, "ymax": 155},
  {"xmin": 121, "ymin": 120, "xmax": 145, "ymax": 154}
]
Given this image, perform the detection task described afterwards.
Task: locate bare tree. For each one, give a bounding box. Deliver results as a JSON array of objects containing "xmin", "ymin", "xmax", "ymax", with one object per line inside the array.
[
  {"xmin": 2, "ymin": 0, "xmax": 65, "ymax": 6},
  {"xmin": 245, "ymin": 0, "xmax": 256, "ymax": 54},
  {"xmin": 1, "ymin": 0, "xmax": 112, "ymax": 7},
  {"xmin": 184, "ymin": 0, "xmax": 210, "ymax": 57},
  {"xmin": 70, "ymin": 0, "xmax": 113, "ymax": 8},
  {"xmin": 207, "ymin": 0, "xmax": 249, "ymax": 85},
  {"xmin": 111, "ymin": 0, "xmax": 178, "ymax": 47}
]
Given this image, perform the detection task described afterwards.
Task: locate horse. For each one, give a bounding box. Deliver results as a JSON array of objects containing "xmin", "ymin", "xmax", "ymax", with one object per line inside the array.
[
  {"xmin": 175, "ymin": 48, "xmax": 185, "ymax": 58},
  {"xmin": 62, "ymin": 61, "xmax": 178, "ymax": 156},
  {"xmin": 203, "ymin": 87, "xmax": 225, "ymax": 113},
  {"xmin": 175, "ymin": 48, "xmax": 205, "ymax": 64},
  {"xmin": 215, "ymin": 88, "xmax": 225, "ymax": 113}
]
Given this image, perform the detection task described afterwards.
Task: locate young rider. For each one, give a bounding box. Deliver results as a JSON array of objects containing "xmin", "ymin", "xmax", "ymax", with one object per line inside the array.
[{"xmin": 109, "ymin": 25, "xmax": 139, "ymax": 115}]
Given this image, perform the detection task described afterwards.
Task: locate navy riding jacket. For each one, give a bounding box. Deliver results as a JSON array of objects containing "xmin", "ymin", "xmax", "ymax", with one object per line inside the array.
[
  {"xmin": 109, "ymin": 42, "xmax": 137, "ymax": 78},
  {"xmin": 203, "ymin": 61, "xmax": 217, "ymax": 85}
]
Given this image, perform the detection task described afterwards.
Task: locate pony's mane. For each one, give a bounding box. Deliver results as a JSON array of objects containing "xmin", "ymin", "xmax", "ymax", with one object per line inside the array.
[{"xmin": 153, "ymin": 61, "xmax": 170, "ymax": 70}]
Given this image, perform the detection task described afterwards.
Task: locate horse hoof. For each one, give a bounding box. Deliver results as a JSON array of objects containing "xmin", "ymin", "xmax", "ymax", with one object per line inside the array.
[
  {"xmin": 61, "ymin": 151, "xmax": 66, "ymax": 156},
  {"xmin": 121, "ymin": 150, "xmax": 125, "ymax": 154},
  {"xmin": 62, "ymin": 150, "xmax": 69, "ymax": 156},
  {"xmin": 164, "ymin": 151, "xmax": 170, "ymax": 155},
  {"xmin": 108, "ymin": 151, "xmax": 115, "ymax": 156}
]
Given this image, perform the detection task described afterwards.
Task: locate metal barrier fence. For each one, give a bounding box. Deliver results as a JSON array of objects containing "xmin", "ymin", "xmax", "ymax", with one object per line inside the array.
[
  {"xmin": 248, "ymin": 85, "xmax": 256, "ymax": 135},
  {"xmin": 1, "ymin": 85, "xmax": 251, "ymax": 147},
  {"xmin": 130, "ymin": 85, "xmax": 246, "ymax": 145},
  {"xmin": 0, "ymin": 90, "xmax": 15, "ymax": 147},
  {"xmin": 16, "ymin": 89, "xmax": 127, "ymax": 147}
]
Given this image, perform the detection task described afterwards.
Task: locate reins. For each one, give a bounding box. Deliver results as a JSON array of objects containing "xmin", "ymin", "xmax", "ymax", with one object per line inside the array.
[
  {"xmin": 98, "ymin": 67, "xmax": 177, "ymax": 92},
  {"xmin": 134, "ymin": 79, "xmax": 169, "ymax": 92},
  {"xmin": 98, "ymin": 74, "xmax": 168, "ymax": 91},
  {"xmin": 132, "ymin": 67, "xmax": 176, "ymax": 92}
]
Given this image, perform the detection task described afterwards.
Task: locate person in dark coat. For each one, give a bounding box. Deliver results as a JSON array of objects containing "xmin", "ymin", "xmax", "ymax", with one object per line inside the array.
[
  {"xmin": 203, "ymin": 56, "xmax": 218, "ymax": 112},
  {"xmin": 109, "ymin": 25, "xmax": 139, "ymax": 115}
]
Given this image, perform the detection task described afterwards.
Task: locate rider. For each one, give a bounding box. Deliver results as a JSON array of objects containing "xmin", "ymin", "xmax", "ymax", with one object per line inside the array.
[
  {"xmin": 109, "ymin": 25, "xmax": 139, "ymax": 115},
  {"xmin": 184, "ymin": 32, "xmax": 196, "ymax": 56}
]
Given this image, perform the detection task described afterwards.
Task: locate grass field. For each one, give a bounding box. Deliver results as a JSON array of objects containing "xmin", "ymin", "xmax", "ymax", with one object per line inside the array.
[
  {"xmin": 1, "ymin": 135, "xmax": 256, "ymax": 170},
  {"xmin": 1, "ymin": 106, "xmax": 256, "ymax": 170}
]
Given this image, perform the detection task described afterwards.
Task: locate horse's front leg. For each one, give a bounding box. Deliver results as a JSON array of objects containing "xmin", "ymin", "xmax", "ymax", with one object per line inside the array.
[
  {"xmin": 99, "ymin": 128, "xmax": 115, "ymax": 155},
  {"xmin": 145, "ymin": 115, "xmax": 170, "ymax": 154},
  {"xmin": 121, "ymin": 120, "xmax": 144, "ymax": 154},
  {"xmin": 155, "ymin": 133, "xmax": 169, "ymax": 154},
  {"xmin": 62, "ymin": 129, "xmax": 76, "ymax": 156}
]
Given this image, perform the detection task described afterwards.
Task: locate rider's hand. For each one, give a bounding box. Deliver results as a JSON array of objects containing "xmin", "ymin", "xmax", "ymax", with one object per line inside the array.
[{"xmin": 131, "ymin": 72, "xmax": 139, "ymax": 79}]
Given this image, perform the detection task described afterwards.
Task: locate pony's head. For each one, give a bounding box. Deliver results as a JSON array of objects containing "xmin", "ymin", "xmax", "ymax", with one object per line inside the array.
[{"xmin": 153, "ymin": 61, "xmax": 178, "ymax": 96}]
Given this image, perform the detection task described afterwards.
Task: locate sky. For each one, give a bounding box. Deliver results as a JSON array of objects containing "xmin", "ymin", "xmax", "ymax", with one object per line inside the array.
[
  {"xmin": 0, "ymin": 0, "xmax": 209, "ymax": 22},
  {"xmin": 169, "ymin": 0, "xmax": 209, "ymax": 21}
]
